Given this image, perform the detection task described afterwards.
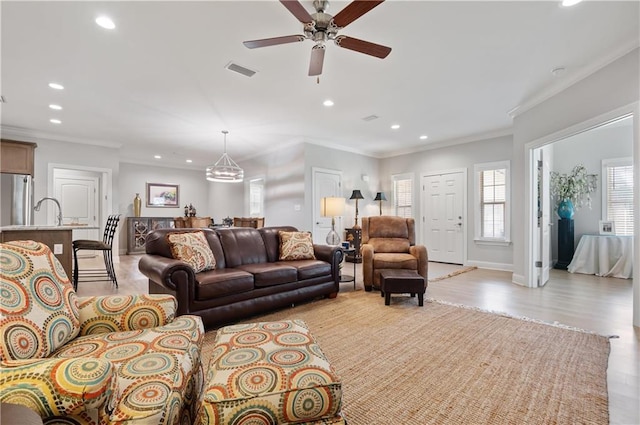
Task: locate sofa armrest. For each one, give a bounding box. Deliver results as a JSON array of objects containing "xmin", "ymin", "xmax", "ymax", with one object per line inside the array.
[
  {"xmin": 138, "ymin": 254, "xmax": 195, "ymax": 291},
  {"xmin": 1, "ymin": 357, "xmax": 116, "ymax": 418},
  {"xmin": 77, "ymin": 294, "xmax": 177, "ymax": 335},
  {"xmin": 313, "ymin": 244, "xmax": 343, "ymax": 285},
  {"xmin": 362, "ymin": 243, "xmax": 374, "ymax": 289},
  {"xmin": 410, "ymin": 245, "xmax": 429, "ymax": 281}
]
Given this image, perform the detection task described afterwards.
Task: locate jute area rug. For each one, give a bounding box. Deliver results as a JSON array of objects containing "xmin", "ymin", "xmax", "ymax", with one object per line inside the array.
[{"xmin": 201, "ymin": 292, "xmax": 611, "ymax": 425}]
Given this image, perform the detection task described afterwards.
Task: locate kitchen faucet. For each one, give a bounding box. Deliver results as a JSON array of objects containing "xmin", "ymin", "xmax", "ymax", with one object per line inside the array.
[{"xmin": 34, "ymin": 197, "xmax": 63, "ymax": 226}]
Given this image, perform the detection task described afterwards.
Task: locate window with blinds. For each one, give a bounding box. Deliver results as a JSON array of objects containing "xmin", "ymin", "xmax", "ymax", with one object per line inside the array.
[
  {"xmin": 604, "ymin": 159, "xmax": 633, "ymax": 236},
  {"xmin": 480, "ymin": 169, "xmax": 506, "ymax": 238},
  {"xmin": 249, "ymin": 178, "xmax": 264, "ymax": 216},
  {"xmin": 393, "ymin": 174, "xmax": 413, "ymax": 218}
]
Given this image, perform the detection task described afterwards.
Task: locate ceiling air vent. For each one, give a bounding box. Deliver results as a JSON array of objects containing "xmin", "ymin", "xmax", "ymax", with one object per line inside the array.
[
  {"xmin": 0, "ymin": 95, "xmax": 5, "ymax": 103},
  {"xmin": 362, "ymin": 114, "xmax": 379, "ymax": 122},
  {"xmin": 225, "ymin": 62, "xmax": 257, "ymax": 78}
]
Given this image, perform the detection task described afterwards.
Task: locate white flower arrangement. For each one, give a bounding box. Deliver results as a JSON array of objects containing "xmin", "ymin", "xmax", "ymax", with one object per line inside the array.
[{"xmin": 550, "ymin": 164, "xmax": 598, "ymax": 210}]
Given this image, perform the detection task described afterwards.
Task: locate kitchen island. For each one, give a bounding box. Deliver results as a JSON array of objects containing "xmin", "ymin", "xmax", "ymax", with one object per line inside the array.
[{"xmin": 0, "ymin": 225, "xmax": 98, "ymax": 279}]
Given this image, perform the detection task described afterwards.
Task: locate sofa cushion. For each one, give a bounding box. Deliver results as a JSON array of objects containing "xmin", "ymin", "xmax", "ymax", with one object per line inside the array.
[
  {"xmin": 368, "ymin": 237, "xmax": 410, "ymax": 253},
  {"xmin": 167, "ymin": 231, "xmax": 216, "ymax": 273},
  {"xmin": 373, "ymin": 253, "xmax": 418, "ymax": 270},
  {"xmin": 237, "ymin": 264, "xmax": 298, "ymax": 287},
  {"xmin": 282, "ymin": 260, "xmax": 332, "ymax": 280},
  {"xmin": 196, "ymin": 269, "xmax": 255, "ymax": 300},
  {"xmin": 279, "ymin": 231, "xmax": 315, "ymax": 260},
  {"xmin": 0, "ymin": 241, "xmax": 80, "ymax": 360}
]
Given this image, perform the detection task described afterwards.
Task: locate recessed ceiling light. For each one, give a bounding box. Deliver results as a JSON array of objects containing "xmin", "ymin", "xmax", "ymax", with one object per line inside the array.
[
  {"xmin": 50, "ymin": 119, "xmax": 61, "ymax": 124},
  {"xmin": 561, "ymin": 0, "xmax": 582, "ymax": 6},
  {"xmin": 551, "ymin": 67, "xmax": 566, "ymax": 76},
  {"xmin": 391, "ymin": 124, "xmax": 400, "ymax": 130},
  {"xmin": 186, "ymin": 159, "xmax": 193, "ymax": 163},
  {"xmin": 48, "ymin": 83, "xmax": 64, "ymax": 90},
  {"xmin": 95, "ymin": 16, "xmax": 116, "ymax": 29},
  {"xmin": 420, "ymin": 135, "xmax": 428, "ymax": 140},
  {"xmin": 323, "ymin": 99, "xmax": 334, "ymax": 107},
  {"xmin": 49, "ymin": 104, "xmax": 62, "ymax": 110},
  {"xmin": 154, "ymin": 155, "xmax": 162, "ymax": 159}
]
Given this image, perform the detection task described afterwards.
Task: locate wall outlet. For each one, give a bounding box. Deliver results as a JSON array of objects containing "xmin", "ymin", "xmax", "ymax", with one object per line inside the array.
[
  {"xmin": 294, "ymin": 204, "xmax": 301, "ymax": 211},
  {"xmin": 54, "ymin": 244, "xmax": 63, "ymax": 255}
]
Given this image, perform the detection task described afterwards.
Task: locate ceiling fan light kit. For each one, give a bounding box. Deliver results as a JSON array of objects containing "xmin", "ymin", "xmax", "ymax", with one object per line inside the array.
[{"xmin": 243, "ymin": 0, "xmax": 392, "ymax": 77}]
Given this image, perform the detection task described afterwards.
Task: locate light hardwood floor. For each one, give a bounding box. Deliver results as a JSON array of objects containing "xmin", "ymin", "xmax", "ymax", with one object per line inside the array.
[{"xmin": 78, "ymin": 256, "xmax": 639, "ymax": 424}]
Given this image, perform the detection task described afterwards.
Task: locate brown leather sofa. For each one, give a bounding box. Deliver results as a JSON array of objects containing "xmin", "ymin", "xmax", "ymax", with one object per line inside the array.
[{"xmin": 138, "ymin": 226, "xmax": 342, "ymax": 328}]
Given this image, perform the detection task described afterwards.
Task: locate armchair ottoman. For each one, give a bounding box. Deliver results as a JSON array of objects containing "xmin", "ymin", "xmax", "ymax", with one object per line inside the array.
[{"xmin": 0, "ymin": 241, "xmax": 205, "ymax": 425}]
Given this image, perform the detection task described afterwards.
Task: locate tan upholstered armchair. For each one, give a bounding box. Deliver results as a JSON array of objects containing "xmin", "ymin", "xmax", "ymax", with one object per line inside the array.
[{"xmin": 361, "ymin": 216, "xmax": 428, "ymax": 291}]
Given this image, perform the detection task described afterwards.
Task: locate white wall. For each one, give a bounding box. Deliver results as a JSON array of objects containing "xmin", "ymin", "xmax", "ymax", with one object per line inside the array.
[
  {"xmin": 380, "ymin": 135, "xmax": 514, "ymax": 269},
  {"xmin": 549, "ymin": 121, "xmax": 633, "ymax": 261},
  {"xmin": 512, "ymin": 47, "xmax": 639, "ymax": 326},
  {"xmin": 303, "ymin": 143, "xmax": 381, "ymax": 234}
]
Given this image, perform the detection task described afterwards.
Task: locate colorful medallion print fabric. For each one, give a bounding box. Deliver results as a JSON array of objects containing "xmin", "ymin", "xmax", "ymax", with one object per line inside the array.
[
  {"xmin": 0, "ymin": 241, "xmax": 205, "ymax": 425},
  {"xmin": 199, "ymin": 319, "xmax": 343, "ymax": 425},
  {"xmin": 279, "ymin": 231, "xmax": 316, "ymax": 261}
]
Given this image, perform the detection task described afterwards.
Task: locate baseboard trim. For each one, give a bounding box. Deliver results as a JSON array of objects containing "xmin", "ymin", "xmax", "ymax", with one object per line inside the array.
[
  {"xmin": 511, "ymin": 273, "xmax": 525, "ymax": 286},
  {"xmin": 466, "ymin": 260, "xmax": 513, "ymax": 272}
]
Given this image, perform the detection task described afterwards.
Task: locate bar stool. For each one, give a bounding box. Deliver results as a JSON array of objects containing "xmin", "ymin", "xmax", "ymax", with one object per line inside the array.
[{"xmin": 72, "ymin": 214, "xmax": 121, "ymax": 290}]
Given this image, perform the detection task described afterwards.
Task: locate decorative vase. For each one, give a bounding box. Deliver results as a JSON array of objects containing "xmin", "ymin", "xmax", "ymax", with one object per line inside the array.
[
  {"xmin": 133, "ymin": 193, "xmax": 142, "ymax": 217},
  {"xmin": 557, "ymin": 199, "xmax": 574, "ymax": 220}
]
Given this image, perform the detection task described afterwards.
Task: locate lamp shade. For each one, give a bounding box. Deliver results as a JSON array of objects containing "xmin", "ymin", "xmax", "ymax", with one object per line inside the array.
[
  {"xmin": 349, "ymin": 190, "xmax": 364, "ymax": 200},
  {"xmin": 321, "ymin": 197, "xmax": 345, "ymax": 217},
  {"xmin": 374, "ymin": 192, "xmax": 387, "ymax": 201}
]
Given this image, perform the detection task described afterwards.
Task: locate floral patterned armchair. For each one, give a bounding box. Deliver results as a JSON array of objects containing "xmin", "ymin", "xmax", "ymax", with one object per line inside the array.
[{"xmin": 0, "ymin": 241, "xmax": 204, "ymax": 425}]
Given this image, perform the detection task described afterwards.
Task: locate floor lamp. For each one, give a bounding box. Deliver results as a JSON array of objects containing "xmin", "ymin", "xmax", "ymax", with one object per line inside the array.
[
  {"xmin": 349, "ymin": 190, "xmax": 364, "ymax": 228},
  {"xmin": 374, "ymin": 192, "xmax": 387, "ymax": 216},
  {"xmin": 321, "ymin": 197, "xmax": 345, "ymax": 245}
]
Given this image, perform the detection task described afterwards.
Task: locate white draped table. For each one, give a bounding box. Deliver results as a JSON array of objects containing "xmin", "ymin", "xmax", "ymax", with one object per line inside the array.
[{"xmin": 567, "ymin": 234, "xmax": 633, "ymax": 279}]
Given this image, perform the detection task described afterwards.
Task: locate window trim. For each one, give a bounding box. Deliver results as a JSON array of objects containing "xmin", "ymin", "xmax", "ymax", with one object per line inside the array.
[
  {"xmin": 601, "ymin": 157, "xmax": 633, "ymax": 236},
  {"xmin": 392, "ymin": 172, "xmax": 414, "ymax": 218},
  {"xmin": 474, "ymin": 160, "xmax": 511, "ymax": 244},
  {"xmin": 247, "ymin": 177, "xmax": 265, "ymax": 217}
]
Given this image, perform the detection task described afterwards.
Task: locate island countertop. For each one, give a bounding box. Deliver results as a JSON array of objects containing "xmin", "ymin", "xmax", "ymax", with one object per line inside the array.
[{"xmin": 0, "ymin": 225, "xmax": 99, "ymax": 232}]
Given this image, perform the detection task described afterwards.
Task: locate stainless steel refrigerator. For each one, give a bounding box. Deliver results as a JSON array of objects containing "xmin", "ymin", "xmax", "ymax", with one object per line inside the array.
[{"xmin": 1, "ymin": 173, "xmax": 34, "ymax": 226}]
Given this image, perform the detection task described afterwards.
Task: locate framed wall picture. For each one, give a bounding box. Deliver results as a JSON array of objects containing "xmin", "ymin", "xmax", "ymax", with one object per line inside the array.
[
  {"xmin": 598, "ymin": 220, "xmax": 615, "ymax": 235},
  {"xmin": 146, "ymin": 183, "xmax": 179, "ymax": 207}
]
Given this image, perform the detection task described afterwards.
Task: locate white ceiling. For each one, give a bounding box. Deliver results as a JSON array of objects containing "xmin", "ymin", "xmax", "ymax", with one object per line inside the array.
[{"xmin": 1, "ymin": 1, "xmax": 638, "ymax": 169}]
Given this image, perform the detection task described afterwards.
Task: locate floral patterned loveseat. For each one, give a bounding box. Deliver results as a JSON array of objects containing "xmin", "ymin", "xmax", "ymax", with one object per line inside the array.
[{"xmin": 0, "ymin": 240, "xmax": 204, "ymax": 425}]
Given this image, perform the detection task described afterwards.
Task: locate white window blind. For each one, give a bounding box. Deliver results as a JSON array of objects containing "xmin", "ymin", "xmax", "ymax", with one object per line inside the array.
[
  {"xmin": 605, "ymin": 161, "xmax": 633, "ymax": 236},
  {"xmin": 480, "ymin": 168, "xmax": 506, "ymax": 238},
  {"xmin": 393, "ymin": 175, "xmax": 413, "ymax": 218},
  {"xmin": 249, "ymin": 178, "xmax": 264, "ymax": 217}
]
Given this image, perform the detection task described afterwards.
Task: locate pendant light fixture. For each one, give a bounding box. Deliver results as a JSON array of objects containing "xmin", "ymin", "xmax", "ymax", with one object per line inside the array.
[{"xmin": 206, "ymin": 130, "xmax": 244, "ymax": 183}]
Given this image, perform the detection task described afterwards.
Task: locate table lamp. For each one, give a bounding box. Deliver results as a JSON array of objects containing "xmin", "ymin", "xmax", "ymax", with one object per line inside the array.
[
  {"xmin": 349, "ymin": 189, "xmax": 365, "ymax": 228},
  {"xmin": 321, "ymin": 197, "xmax": 345, "ymax": 245},
  {"xmin": 374, "ymin": 192, "xmax": 387, "ymax": 216}
]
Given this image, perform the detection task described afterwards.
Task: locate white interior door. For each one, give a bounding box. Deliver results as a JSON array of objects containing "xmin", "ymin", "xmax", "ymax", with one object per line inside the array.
[
  {"xmin": 312, "ymin": 168, "xmax": 342, "ymax": 245},
  {"xmin": 537, "ymin": 146, "xmax": 552, "ymax": 286},
  {"xmin": 54, "ymin": 171, "xmax": 101, "ymax": 256},
  {"xmin": 422, "ymin": 171, "xmax": 465, "ymax": 264}
]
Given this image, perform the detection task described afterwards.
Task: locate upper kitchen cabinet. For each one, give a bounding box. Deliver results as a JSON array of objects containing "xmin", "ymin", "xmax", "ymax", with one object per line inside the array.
[{"xmin": 1, "ymin": 139, "xmax": 37, "ymax": 175}]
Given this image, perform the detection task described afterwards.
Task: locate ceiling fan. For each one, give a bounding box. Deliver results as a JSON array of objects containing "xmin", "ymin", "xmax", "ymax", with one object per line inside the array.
[{"xmin": 243, "ymin": 0, "xmax": 392, "ymax": 76}]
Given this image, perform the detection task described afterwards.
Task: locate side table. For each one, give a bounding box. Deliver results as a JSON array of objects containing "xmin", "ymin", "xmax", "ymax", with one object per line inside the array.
[{"xmin": 339, "ymin": 248, "xmax": 357, "ymax": 289}]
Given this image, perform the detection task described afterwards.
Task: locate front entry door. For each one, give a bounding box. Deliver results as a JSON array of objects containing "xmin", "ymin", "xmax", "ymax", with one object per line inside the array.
[
  {"xmin": 312, "ymin": 168, "xmax": 342, "ymax": 245},
  {"xmin": 422, "ymin": 170, "xmax": 465, "ymax": 264}
]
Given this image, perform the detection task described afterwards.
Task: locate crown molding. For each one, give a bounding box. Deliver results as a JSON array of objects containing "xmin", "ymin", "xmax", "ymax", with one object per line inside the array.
[
  {"xmin": 0, "ymin": 125, "xmax": 122, "ymax": 149},
  {"xmin": 508, "ymin": 41, "xmax": 639, "ymax": 118}
]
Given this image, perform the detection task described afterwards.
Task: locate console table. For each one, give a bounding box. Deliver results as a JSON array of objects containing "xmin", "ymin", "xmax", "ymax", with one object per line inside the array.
[
  {"xmin": 567, "ymin": 234, "xmax": 633, "ymax": 279},
  {"xmin": 127, "ymin": 217, "xmax": 174, "ymax": 254}
]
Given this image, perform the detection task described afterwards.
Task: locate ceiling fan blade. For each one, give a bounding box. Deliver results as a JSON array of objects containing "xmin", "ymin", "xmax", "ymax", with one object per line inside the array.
[
  {"xmin": 332, "ymin": 0, "xmax": 385, "ymax": 28},
  {"xmin": 280, "ymin": 0, "xmax": 314, "ymax": 23},
  {"xmin": 308, "ymin": 45, "xmax": 326, "ymax": 76},
  {"xmin": 335, "ymin": 35, "xmax": 391, "ymax": 59},
  {"xmin": 244, "ymin": 35, "xmax": 305, "ymax": 49}
]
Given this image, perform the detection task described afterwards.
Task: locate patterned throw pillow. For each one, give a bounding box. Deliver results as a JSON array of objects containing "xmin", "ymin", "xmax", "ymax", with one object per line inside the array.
[
  {"xmin": 167, "ymin": 231, "xmax": 216, "ymax": 273},
  {"xmin": 279, "ymin": 231, "xmax": 315, "ymax": 260}
]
